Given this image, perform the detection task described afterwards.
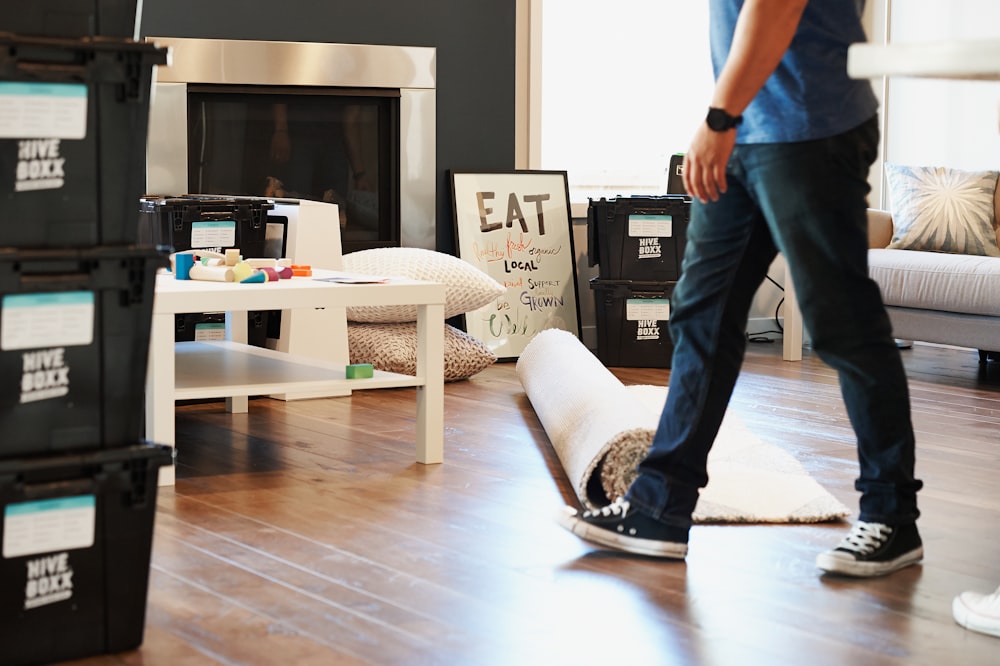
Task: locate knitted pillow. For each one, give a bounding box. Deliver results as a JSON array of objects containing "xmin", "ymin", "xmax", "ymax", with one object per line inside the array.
[
  {"xmin": 342, "ymin": 248, "xmax": 505, "ymax": 322},
  {"xmin": 885, "ymin": 163, "xmax": 1000, "ymax": 257},
  {"xmin": 348, "ymin": 322, "xmax": 497, "ymax": 382}
]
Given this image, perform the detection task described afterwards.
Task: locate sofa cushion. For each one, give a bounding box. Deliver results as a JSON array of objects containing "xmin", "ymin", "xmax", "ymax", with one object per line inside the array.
[
  {"xmin": 869, "ymin": 248, "xmax": 1000, "ymax": 316},
  {"xmin": 884, "ymin": 163, "xmax": 1000, "ymax": 257}
]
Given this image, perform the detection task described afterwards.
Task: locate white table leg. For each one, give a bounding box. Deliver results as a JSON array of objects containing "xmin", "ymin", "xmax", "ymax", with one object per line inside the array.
[
  {"xmin": 225, "ymin": 310, "xmax": 250, "ymax": 413},
  {"xmin": 146, "ymin": 312, "xmax": 176, "ymax": 486},
  {"xmin": 415, "ymin": 302, "xmax": 445, "ymax": 464},
  {"xmin": 783, "ymin": 267, "xmax": 803, "ymax": 362}
]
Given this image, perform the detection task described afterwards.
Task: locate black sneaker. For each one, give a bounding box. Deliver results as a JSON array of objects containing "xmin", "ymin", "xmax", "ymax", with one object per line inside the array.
[
  {"xmin": 815, "ymin": 521, "xmax": 923, "ymax": 577},
  {"xmin": 557, "ymin": 497, "xmax": 689, "ymax": 559}
]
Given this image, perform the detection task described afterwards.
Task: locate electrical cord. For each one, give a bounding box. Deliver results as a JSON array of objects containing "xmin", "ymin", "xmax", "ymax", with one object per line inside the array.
[{"xmin": 746, "ymin": 274, "xmax": 785, "ymax": 344}]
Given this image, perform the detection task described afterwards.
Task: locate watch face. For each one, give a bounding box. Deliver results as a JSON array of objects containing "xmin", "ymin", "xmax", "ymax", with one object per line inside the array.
[{"xmin": 707, "ymin": 108, "xmax": 739, "ymax": 132}]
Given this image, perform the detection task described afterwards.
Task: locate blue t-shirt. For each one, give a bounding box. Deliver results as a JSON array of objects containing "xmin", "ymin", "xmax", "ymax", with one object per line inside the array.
[{"xmin": 710, "ymin": 0, "xmax": 878, "ymax": 144}]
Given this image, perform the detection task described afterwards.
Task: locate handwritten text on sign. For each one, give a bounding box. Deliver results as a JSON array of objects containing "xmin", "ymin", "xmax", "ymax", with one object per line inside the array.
[{"xmin": 453, "ymin": 172, "xmax": 579, "ymax": 359}]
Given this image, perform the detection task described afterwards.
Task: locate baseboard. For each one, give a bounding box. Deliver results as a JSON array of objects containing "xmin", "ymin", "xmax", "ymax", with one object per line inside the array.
[{"xmin": 745, "ymin": 316, "xmax": 785, "ymax": 341}]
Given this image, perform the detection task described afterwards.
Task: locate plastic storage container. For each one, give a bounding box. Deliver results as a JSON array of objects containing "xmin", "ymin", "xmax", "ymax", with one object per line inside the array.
[
  {"xmin": 0, "ymin": 35, "xmax": 168, "ymax": 248},
  {"xmin": 591, "ymin": 278, "xmax": 675, "ymax": 368},
  {"xmin": 174, "ymin": 310, "xmax": 270, "ymax": 348},
  {"xmin": 0, "ymin": 246, "xmax": 167, "ymax": 457},
  {"xmin": 587, "ymin": 195, "xmax": 691, "ymax": 282},
  {"xmin": 0, "ymin": 0, "xmax": 142, "ymax": 39},
  {"xmin": 138, "ymin": 195, "xmax": 273, "ymax": 259},
  {"xmin": 0, "ymin": 443, "xmax": 172, "ymax": 665},
  {"xmin": 666, "ymin": 153, "xmax": 687, "ymax": 195}
]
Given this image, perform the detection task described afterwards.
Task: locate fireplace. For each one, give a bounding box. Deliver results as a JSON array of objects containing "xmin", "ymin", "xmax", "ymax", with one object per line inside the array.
[{"xmin": 145, "ymin": 38, "xmax": 436, "ymax": 252}]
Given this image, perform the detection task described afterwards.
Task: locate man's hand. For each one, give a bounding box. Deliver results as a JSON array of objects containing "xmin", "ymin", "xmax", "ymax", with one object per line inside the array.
[{"xmin": 682, "ymin": 122, "xmax": 737, "ymax": 204}]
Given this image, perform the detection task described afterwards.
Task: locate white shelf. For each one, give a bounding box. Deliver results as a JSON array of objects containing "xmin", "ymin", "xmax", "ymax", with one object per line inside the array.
[
  {"xmin": 173, "ymin": 341, "xmax": 422, "ymax": 400},
  {"xmin": 848, "ymin": 39, "xmax": 1000, "ymax": 81}
]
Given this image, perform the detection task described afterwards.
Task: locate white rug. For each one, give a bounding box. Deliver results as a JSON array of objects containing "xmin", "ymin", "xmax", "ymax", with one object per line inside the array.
[{"xmin": 516, "ymin": 329, "xmax": 850, "ymax": 523}]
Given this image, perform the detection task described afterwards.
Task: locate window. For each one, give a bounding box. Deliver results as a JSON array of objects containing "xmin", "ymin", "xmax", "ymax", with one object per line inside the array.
[
  {"xmin": 538, "ymin": 1, "xmax": 713, "ymax": 204},
  {"xmin": 883, "ymin": 0, "xmax": 1000, "ymax": 181}
]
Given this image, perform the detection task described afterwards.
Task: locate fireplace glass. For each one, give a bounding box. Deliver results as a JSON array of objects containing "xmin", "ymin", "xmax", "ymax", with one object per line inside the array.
[{"xmin": 187, "ymin": 84, "xmax": 401, "ymax": 252}]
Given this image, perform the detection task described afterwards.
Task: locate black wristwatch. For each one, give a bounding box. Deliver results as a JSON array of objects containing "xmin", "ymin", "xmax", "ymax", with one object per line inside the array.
[{"xmin": 706, "ymin": 107, "xmax": 743, "ymax": 132}]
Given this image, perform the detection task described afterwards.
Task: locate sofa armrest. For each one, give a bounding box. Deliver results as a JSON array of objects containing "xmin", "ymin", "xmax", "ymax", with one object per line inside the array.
[{"xmin": 867, "ymin": 208, "xmax": 893, "ymax": 249}]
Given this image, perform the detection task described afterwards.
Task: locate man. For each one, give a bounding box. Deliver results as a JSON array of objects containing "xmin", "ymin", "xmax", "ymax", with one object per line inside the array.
[{"xmin": 558, "ymin": 0, "xmax": 923, "ymax": 577}]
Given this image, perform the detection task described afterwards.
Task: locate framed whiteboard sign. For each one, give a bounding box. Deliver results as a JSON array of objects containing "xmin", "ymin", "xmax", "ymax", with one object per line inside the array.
[{"xmin": 451, "ymin": 170, "xmax": 581, "ymax": 360}]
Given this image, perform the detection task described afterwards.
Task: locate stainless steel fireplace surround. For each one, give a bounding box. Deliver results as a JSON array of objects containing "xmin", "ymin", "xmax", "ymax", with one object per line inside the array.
[{"xmin": 145, "ymin": 37, "xmax": 437, "ymax": 249}]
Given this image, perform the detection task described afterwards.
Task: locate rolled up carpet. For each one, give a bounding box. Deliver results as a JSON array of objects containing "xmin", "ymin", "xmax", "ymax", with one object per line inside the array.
[{"xmin": 516, "ymin": 329, "xmax": 850, "ymax": 523}]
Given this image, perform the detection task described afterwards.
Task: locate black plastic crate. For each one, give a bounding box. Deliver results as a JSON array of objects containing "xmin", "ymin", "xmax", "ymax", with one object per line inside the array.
[
  {"xmin": 587, "ymin": 195, "xmax": 691, "ymax": 282},
  {"xmin": 138, "ymin": 195, "xmax": 273, "ymax": 259},
  {"xmin": 175, "ymin": 310, "xmax": 270, "ymax": 348},
  {"xmin": 666, "ymin": 153, "xmax": 687, "ymax": 195},
  {"xmin": 0, "ymin": 0, "xmax": 141, "ymax": 40},
  {"xmin": 0, "ymin": 35, "xmax": 168, "ymax": 248},
  {"xmin": 174, "ymin": 312, "xmax": 226, "ymax": 342},
  {"xmin": 0, "ymin": 442, "xmax": 172, "ymax": 665},
  {"xmin": 0, "ymin": 246, "xmax": 167, "ymax": 457},
  {"xmin": 591, "ymin": 278, "xmax": 675, "ymax": 368}
]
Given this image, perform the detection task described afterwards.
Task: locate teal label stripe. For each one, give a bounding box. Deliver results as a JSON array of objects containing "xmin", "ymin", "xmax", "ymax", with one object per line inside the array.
[
  {"xmin": 0, "ymin": 82, "xmax": 87, "ymax": 98},
  {"xmin": 628, "ymin": 214, "xmax": 673, "ymax": 222},
  {"xmin": 627, "ymin": 298, "xmax": 670, "ymax": 306},
  {"xmin": 3, "ymin": 291, "xmax": 94, "ymax": 309},
  {"xmin": 5, "ymin": 495, "xmax": 95, "ymax": 517},
  {"xmin": 192, "ymin": 221, "xmax": 237, "ymax": 229}
]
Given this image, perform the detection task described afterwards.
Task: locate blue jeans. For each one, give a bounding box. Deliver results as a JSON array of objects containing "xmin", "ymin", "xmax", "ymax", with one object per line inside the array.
[{"xmin": 626, "ymin": 116, "xmax": 922, "ymax": 528}]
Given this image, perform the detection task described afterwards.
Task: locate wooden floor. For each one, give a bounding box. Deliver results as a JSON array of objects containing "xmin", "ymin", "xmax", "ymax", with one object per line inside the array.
[{"xmin": 60, "ymin": 342, "xmax": 1000, "ymax": 666}]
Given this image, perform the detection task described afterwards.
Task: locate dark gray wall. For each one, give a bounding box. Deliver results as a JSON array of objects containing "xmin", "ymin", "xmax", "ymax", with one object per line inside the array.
[{"xmin": 141, "ymin": 0, "xmax": 517, "ymax": 254}]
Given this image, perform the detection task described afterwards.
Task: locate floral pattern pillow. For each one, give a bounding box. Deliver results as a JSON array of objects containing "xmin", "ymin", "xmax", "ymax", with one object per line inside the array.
[{"xmin": 884, "ymin": 163, "xmax": 1000, "ymax": 257}]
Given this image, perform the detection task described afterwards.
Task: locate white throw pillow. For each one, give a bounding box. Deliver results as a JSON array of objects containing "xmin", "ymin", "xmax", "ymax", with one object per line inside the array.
[
  {"xmin": 342, "ymin": 247, "xmax": 505, "ymax": 322},
  {"xmin": 348, "ymin": 322, "xmax": 497, "ymax": 381},
  {"xmin": 884, "ymin": 163, "xmax": 1000, "ymax": 257}
]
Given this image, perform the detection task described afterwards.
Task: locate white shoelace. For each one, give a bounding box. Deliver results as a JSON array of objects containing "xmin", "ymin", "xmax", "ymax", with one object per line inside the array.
[
  {"xmin": 583, "ymin": 497, "xmax": 630, "ymax": 519},
  {"xmin": 837, "ymin": 521, "xmax": 892, "ymax": 555}
]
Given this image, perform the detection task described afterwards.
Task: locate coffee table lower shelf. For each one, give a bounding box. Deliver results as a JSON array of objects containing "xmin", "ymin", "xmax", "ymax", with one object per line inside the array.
[{"xmin": 174, "ymin": 340, "xmax": 424, "ymax": 399}]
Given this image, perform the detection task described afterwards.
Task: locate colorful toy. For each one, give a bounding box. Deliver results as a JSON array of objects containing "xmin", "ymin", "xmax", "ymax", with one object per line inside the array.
[{"xmin": 171, "ymin": 249, "xmax": 302, "ymax": 283}]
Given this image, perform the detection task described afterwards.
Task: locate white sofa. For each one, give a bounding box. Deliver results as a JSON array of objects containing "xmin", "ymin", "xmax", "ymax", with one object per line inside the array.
[{"xmin": 867, "ymin": 207, "xmax": 1000, "ymax": 362}]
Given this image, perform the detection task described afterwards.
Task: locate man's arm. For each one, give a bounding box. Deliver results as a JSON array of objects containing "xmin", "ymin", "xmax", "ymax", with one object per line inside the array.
[{"xmin": 684, "ymin": 0, "xmax": 808, "ymax": 203}]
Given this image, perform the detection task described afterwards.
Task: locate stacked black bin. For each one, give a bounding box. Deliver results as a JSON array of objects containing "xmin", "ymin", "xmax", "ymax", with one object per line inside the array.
[
  {"xmin": 587, "ymin": 195, "xmax": 691, "ymax": 368},
  {"xmin": 0, "ymin": 9, "xmax": 172, "ymax": 664},
  {"xmin": 138, "ymin": 194, "xmax": 277, "ymax": 347}
]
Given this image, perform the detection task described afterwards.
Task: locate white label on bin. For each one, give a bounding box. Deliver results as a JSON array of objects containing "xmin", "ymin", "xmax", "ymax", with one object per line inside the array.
[
  {"xmin": 194, "ymin": 322, "xmax": 226, "ymax": 341},
  {"xmin": 191, "ymin": 221, "xmax": 237, "ymax": 248},
  {"xmin": 0, "ymin": 82, "xmax": 87, "ymax": 140},
  {"xmin": 1, "ymin": 292, "xmax": 94, "ymax": 351},
  {"xmin": 628, "ymin": 214, "xmax": 673, "ymax": 238},
  {"xmin": 3, "ymin": 495, "xmax": 95, "ymax": 560},
  {"xmin": 626, "ymin": 298, "xmax": 670, "ymax": 322}
]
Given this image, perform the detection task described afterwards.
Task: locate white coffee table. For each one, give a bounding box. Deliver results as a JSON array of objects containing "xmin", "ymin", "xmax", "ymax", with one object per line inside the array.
[{"xmin": 145, "ymin": 269, "xmax": 447, "ymax": 485}]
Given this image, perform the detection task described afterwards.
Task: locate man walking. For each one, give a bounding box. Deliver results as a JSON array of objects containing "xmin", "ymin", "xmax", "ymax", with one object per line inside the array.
[{"xmin": 559, "ymin": 0, "xmax": 923, "ymax": 577}]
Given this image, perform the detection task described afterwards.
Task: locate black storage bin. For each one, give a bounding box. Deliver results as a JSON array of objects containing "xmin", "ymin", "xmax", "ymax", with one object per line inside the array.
[
  {"xmin": 666, "ymin": 153, "xmax": 687, "ymax": 195},
  {"xmin": 138, "ymin": 195, "xmax": 273, "ymax": 259},
  {"xmin": 591, "ymin": 278, "xmax": 675, "ymax": 368},
  {"xmin": 0, "ymin": 0, "xmax": 141, "ymax": 40},
  {"xmin": 0, "ymin": 442, "xmax": 172, "ymax": 665},
  {"xmin": 0, "ymin": 35, "xmax": 168, "ymax": 248},
  {"xmin": 174, "ymin": 312, "xmax": 226, "ymax": 342},
  {"xmin": 0, "ymin": 246, "xmax": 167, "ymax": 457},
  {"xmin": 587, "ymin": 195, "xmax": 691, "ymax": 282},
  {"xmin": 175, "ymin": 310, "xmax": 270, "ymax": 348}
]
